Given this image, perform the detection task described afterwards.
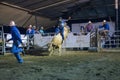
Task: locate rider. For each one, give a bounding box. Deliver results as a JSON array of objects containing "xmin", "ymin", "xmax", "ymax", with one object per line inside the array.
[{"xmin": 55, "ymin": 17, "xmax": 71, "ymax": 43}]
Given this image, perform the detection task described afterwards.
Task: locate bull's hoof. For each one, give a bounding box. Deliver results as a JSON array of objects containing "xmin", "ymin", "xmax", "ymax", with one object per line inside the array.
[{"xmin": 48, "ymin": 52, "xmax": 52, "ymax": 56}]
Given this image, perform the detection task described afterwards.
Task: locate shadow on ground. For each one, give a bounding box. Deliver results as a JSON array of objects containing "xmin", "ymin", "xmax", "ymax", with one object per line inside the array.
[{"xmin": 25, "ymin": 48, "xmax": 49, "ymax": 56}]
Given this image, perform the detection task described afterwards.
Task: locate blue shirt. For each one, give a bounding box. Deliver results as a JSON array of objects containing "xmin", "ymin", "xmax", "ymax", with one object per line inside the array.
[
  {"xmin": 10, "ymin": 26, "xmax": 22, "ymax": 43},
  {"xmin": 39, "ymin": 29, "xmax": 44, "ymax": 35},
  {"xmin": 26, "ymin": 29, "xmax": 35, "ymax": 35},
  {"xmin": 55, "ymin": 27, "xmax": 60, "ymax": 34},
  {"xmin": 99, "ymin": 23, "xmax": 110, "ymax": 30},
  {"xmin": 26, "ymin": 28, "xmax": 35, "ymax": 38},
  {"xmin": 59, "ymin": 19, "xmax": 68, "ymax": 27},
  {"xmin": 55, "ymin": 26, "xmax": 64, "ymax": 34}
]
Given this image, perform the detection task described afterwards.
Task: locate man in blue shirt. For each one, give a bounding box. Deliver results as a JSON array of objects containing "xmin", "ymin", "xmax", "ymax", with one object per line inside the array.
[
  {"xmin": 7, "ymin": 21, "xmax": 24, "ymax": 63},
  {"xmin": 26, "ymin": 25, "xmax": 35, "ymax": 38},
  {"xmin": 26, "ymin": 25, "xmax": 35, "ymax": 45},
  {"xmin": 99, "ymin": 20, "xmax": 110, "ymax": 37}
]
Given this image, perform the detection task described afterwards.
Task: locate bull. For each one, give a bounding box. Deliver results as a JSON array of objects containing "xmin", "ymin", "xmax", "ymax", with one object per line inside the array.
[{"xmin": 48, "ymin": 25, "xmax": 70, "ymax": 56}]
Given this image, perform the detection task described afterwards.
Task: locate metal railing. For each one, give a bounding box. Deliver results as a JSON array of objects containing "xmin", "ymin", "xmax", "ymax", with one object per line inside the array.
[
  {"xmin": 96, "ymin": 29, "xmax": 120, "ymax": 52},
  {"xmin": 0, "ymin": 26, "xmax": 5, "ymax": 55},
  {"xmin": 0, "ymin": 32, "xmax": 32, "ymax": 54}
]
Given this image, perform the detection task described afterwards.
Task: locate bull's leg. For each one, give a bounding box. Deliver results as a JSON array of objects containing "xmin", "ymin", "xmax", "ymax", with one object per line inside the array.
[
  {"xmin": 49, "ymin": 49, "xmax": 53, "ymax": 56},
  {"xmin": 58, "ymin": 45, "xmax": 62, "ymax": 56},
  {"xmin": 48, "ymin": 43, "xmax": 53, "ymax": 56}
]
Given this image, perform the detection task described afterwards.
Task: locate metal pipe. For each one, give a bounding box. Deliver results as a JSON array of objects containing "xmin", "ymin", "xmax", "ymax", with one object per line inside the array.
[
  {"xmin": 115, "ymin": 0, "xmax": 118, "ymax": 30},
  {"xmin": 22, "ymin": 15, "xmax": 33, "ymax": 27},
  {"xmin": 35, "ymin": 15, "xmax": 38, "ymax": 27},
  {"xmin": 31, "ymin": 0, "xmax": 71, "ymax": 12},
  {"xmin": 0, "ymin": 2, "xmax": 31, "ymax": 12}
]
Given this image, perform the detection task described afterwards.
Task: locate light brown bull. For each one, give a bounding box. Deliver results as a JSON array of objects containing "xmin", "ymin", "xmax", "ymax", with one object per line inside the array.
[{"xmin": 48, "ymin": 25, "xmax": 70, "ymax": 56}]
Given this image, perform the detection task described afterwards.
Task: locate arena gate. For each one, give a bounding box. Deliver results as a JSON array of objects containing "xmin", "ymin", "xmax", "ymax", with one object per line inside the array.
[
  {"xmin": 89, "ymin": 27, "xmax": 120, "ymax": 52},
  {"xmin": 98, "ymin": 30, "xmax": 120, "ymax": 52}
]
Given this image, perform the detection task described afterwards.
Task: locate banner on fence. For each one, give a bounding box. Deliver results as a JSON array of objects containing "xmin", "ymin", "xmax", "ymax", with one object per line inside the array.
[{"xmin": 34, "ymin": 33, "xmax": 90, "ymax": 48}]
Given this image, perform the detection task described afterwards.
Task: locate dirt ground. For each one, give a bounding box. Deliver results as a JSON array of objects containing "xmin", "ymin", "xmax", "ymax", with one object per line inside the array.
[{"xmin": 0, "ymin": 50, "xmax": 120, "ymax": 80}]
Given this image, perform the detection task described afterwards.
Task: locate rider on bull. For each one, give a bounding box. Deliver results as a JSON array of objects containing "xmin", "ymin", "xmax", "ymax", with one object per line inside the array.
[{"xmin": 55, "ymin": 17, "xmax": 71, "ymax": 43}]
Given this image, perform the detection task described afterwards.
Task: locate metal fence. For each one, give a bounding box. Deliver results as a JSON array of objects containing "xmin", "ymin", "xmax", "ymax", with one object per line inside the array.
[
  {"xmin": 90, "ymin": 28, "xmax": 120, "ymax": 52},
  {"xmin": 89, "ymin": 28, "xmax": 120, "ymax": 52},
  {"xmin": 0, "ymin": 25, "xmax": 31, "ymax": 54},
  {"xmin": 1, "ymin": 25, "xmax": 120, "ymax": 54}
]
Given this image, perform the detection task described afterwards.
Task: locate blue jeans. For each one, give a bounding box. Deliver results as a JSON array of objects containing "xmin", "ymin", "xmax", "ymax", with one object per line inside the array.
[
  {"xmin": 60, "ymin": 32, "xmax": 64, "ymax": 40},
  {"xmin": 59, "ymin": 26, "xmax": 64, "ymax": 40},
  {"xmin": 11, "ymin": 41, "xmax": 23, "ymax": 63}
]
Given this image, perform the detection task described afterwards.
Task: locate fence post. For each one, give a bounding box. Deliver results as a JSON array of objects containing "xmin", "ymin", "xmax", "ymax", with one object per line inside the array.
[
  {"xmin": 1, "ymin": 26, "xmax": 5, "ymax": 55},
  {"xmin": 96, "ymin": 28, "xmax": 101, "ymax": 52},
  {"xmin": 27, "ymin": 35, "xmax": 30, "ymax": 50}
]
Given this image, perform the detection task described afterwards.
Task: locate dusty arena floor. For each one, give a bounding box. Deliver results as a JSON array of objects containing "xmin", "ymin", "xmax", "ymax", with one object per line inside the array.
[{"xmin": 0, "ymin": 51, "xmax": 120, "ymax": 80}]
